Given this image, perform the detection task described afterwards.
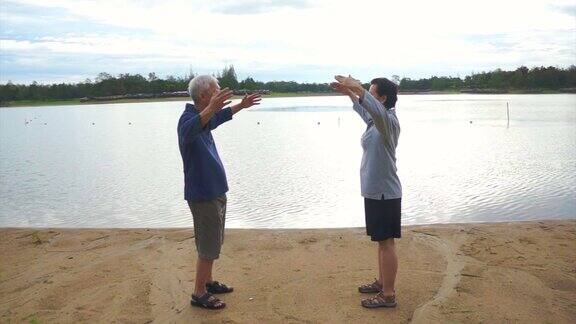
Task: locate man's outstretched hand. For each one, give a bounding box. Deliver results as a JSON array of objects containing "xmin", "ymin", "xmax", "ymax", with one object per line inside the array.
[
  {"xmin": 207, "ymin": 88, "xmax": 234, "ymax": 113},
  {"xmin": 231, "ymin": 92, "xmax": 263, "ymax": 114},
  {"xmin": 239, "ymin": 93, "xmax": 262, "ymax": 109}
]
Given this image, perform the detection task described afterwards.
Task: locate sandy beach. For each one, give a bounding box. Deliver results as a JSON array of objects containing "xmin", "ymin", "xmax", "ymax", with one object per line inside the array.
[{"xmin": 1, "ymin": 220, "xmax": 574, "ymax": 323}]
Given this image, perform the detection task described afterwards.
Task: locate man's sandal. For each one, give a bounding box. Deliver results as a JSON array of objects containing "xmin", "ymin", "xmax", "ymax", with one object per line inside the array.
[
  {"xmin": 191, "ymin": 292, "xmax": 226, "ymax": 310},
  {"xmin": 361, "ymin": 292, "xmax": 397, "ymax": 308},
  {"xmin": 206, "ymin": 281, "xmax": 234, "ymax": 294}
]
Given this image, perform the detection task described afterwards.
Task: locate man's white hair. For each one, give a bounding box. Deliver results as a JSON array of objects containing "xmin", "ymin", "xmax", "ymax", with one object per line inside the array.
[{"xmin": 188, "ymin": 75, "xmax": 218, "ymax": 102}]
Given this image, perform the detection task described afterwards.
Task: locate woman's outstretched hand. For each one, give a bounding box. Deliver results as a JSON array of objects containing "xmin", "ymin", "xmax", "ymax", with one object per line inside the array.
[
  {"xmin": 332, "ymin": 75, "xmax": 364, "ymax": 98},
  {"xmin": 334, "ymin": 75, "xmax": 362, "ymax": 88},
  {"xmin": 330, "ymin": 82, "xmax": 355, "ymax": 97}
]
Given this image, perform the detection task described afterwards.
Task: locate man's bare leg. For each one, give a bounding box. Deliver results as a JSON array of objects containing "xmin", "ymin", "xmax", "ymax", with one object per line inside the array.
[{"xmin": 194, "ymin": 256, "xmax": 213, "ymax": 296}]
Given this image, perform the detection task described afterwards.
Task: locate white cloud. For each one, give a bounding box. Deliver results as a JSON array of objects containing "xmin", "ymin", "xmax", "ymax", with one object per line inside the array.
[{"xmin": 1, "ymin": 0, "xmax": 575, "ymax": 83}]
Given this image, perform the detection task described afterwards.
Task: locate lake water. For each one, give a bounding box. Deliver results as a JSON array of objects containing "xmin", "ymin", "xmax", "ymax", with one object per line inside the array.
[{"xmin": 0, "ymin": 94, "xmax": 575, "ymax": 228}]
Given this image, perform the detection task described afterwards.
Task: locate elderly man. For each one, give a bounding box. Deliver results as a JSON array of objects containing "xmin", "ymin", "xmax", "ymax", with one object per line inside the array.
[{"xmin": 178, "ymin": 75, "xmax": 261, "ymax": 310}]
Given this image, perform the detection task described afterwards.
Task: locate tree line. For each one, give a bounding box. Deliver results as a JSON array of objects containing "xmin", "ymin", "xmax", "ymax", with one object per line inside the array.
[
  {"xmin": 399, "ymin": 66, "xmax": 576, "ymax": 92},
  {"xmin": 1, "ymin": 65, "xmax": 575, "ymax": 103}
]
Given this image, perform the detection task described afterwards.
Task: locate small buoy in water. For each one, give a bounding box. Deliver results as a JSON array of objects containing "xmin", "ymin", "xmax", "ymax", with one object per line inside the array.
[
  {"xmin": 128, "ymin": 122, "xmax": 132, "ymax": 125},
  {"xmin": 317, "ymin": 122, "xmax": 320, "ymax": 125},
  {"xmin": 44, "ymin": 123, "xmax": 47, "ymax": 125},
  {"xmin": 92, "ymin": 122, "xmax": 95, "ymax": 125},
  {"xmin": 469, "ymin": 121, "xmax": 473, "ymax": 124},
  {"xmin": 257, "ymin": 122, "xmax": 260, "ymax": 125}
]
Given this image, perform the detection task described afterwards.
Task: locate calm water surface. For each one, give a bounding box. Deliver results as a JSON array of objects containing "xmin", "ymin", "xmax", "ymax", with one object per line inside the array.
[{"xmin": 0, "ymin": 94, "xmax": 575, "ymax": 228}]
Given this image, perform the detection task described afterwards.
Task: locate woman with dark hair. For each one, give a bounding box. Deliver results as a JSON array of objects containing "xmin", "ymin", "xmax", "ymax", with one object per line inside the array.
[{"xmin": 331, "ymin": 75, "xmax": 402, "ymax": 308}]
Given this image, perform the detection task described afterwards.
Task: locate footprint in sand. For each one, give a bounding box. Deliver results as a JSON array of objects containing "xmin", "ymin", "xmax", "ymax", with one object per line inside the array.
[{"xmin": 298, "ymin": 237, "xmax": 317, "ymax": 244}]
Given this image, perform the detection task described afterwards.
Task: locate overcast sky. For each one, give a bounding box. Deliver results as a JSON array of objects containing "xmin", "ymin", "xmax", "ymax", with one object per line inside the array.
[{"xmin": 0, "ymin": 0, "xmax": 575, "ymax": 84}]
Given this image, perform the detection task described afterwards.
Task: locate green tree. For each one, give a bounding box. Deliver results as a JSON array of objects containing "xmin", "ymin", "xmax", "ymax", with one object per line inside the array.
[
  {"xmin": 2, "ymin": 65, "xmax": 576, "ymax": 104},
  {"xmin": 239, "ymin": 77, "xmax": 262, "ymax": 90},
  {"xmin": 148, "ymin": 72, "xmax": 158, "ymax": 81},
  {"xmin": 218, "ymin": 65, "xmax": 239, "ymax": 89}
]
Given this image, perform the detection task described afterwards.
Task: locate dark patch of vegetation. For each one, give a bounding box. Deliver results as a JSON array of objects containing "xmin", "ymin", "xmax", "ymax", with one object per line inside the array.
[{"xmin": 1, "ymin": 65, "xmax": 574, "ymax": 106}]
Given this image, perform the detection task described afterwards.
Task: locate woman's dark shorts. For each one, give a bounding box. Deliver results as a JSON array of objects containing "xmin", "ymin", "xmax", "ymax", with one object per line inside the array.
[{"xmin": 364, "ymin": 197, "xmax": 401, "ymax": 241}]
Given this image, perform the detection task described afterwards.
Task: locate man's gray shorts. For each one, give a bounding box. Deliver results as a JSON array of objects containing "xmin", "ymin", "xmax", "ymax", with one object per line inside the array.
[{"xmin": 187, "ymin": 195, "xmax": 227, "ymax": 260}]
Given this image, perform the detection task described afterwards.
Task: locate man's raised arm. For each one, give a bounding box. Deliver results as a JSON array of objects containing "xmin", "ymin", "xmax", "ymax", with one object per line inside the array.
[{"xmin": 230, "ymin": 93, "xmax": 262, "ymax": 115}]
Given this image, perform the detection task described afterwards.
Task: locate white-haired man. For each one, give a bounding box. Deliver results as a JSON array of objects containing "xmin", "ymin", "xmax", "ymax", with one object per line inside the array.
[{"xmin": 177, "ymin": 75, "xmax": 261, "ymax": 309}]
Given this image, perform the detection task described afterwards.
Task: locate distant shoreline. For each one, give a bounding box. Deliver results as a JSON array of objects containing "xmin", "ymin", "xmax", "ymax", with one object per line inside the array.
[
  {"xmin": 0, "ymin": 92, "xmax": 336, "ymax": 108},
  {"xmin": 1, "ymin": 89, "xmax": 573, "ymax": 108}
]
